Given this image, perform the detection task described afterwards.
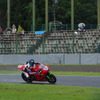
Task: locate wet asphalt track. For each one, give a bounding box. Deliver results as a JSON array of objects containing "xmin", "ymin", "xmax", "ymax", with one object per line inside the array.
[{"xmin": 0, "ymin": 74, "xmax": 100, "ymax": 87}]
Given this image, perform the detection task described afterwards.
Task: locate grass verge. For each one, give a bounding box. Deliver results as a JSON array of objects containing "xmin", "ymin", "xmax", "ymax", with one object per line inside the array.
[
  {"xmin": 0, "ymin": 70, "xmax": 100, "ymax": 76},
  {"xmin": 0, "ymin": 70, "xmax": 100, "ymax": 100},
  {"xmin": 0, "ymin": 83, "xmax": 100, "ymax": 100}
]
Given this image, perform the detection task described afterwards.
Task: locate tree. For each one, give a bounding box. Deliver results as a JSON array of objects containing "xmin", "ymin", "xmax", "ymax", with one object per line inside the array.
[
  {"xmin": 0, "ymin": 0, "xmax": 98, "ymax": 31},
  {"xmin": 74, "ymin": 0, "xmax": 97, "ymax": 24},
  {"xmin": 0, "ymin": 0, "xmax": 7, "ymax": 29}
]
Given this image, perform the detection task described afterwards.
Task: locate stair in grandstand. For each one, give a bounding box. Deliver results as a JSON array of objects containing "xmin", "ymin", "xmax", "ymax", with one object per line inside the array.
[{"xmin": 29, "ymin": 31, "xmax": 51, "ymax": 54}]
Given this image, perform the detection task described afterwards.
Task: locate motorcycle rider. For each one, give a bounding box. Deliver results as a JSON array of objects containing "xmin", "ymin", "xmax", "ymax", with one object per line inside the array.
[
  {"xmin": 24, "ymin": 59, "xmax": 41, "ymax": 73},
  {"xmin": 23, "ymin": 59, "xmax": 42, "ymax": 81}
]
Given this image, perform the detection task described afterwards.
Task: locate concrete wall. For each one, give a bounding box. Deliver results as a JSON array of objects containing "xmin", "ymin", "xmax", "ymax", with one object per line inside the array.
[{"xmin": 0, "ymin": 54, "xmax": 100, "ymax": 64}]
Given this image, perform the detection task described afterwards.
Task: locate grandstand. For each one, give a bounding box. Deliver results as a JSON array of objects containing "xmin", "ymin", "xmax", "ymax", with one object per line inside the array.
[
  {"xmin": 35, "ymin": 29, "xmax": 100, "ymax": 54},
  {"xmin": 0, "ymin": 29, "xmax": 100, "ymax": 54},
  {"xmin": 0, "ymin": 32, "xmax": 43, "ymax": 54}
]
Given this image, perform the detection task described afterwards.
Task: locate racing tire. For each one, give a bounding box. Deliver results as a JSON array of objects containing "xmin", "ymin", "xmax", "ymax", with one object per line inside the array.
[
  {"xmin": 45, "ymin": 73, "xmax": 56, "ymax": 84},
  {"xmin": 21, "ymin": 72, "xmax": 27, "ymax": 81},
  {"xmin": 26, "ymin": 79, "xmax": 32, "ymax": 83},
  {"xmin": 21, "ymin": 72, "xmax": 32, "ymax": 83}
]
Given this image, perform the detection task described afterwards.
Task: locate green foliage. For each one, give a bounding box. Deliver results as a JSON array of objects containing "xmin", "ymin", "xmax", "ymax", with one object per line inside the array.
[
  {"xmin": 0, "ymin": 0, "xmax": 7, "ymax": 26},
  {"xmin": 1, "ymin": 71, "xmax": 100, "ymax": 76},
  {"xmin": 74, "ymin": 0, "xmax": 97, "ymax": 24},
  {"xmin": 56, "ymin": 0, "xmax": 71, "ymax": 24},
  {"xmin": 0, "ymin": 0, "xmax": 97, "ymax": 30}
]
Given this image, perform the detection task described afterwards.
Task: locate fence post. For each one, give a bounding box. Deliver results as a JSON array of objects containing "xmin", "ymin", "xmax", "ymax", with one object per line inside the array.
[
  {"xmin": 72, "ymin": 33, "xmax": 75, "ymax": 53},
  {"xmin": 83, "ymin": 40, "xmax": 85, "ymax": 53},
  {"xmin": 42, "ymin": 34, "xmax": 45, "ymax": 54},
  {"xmin": 97, "ymin": 41, "xmax": 99, "ymax": 53},
  {"xmin": 55, "ymin": 41, "xmax": 58, "ymax": 53},
  {"xmin": 32, "ymin": 0, "xmax": 35, "ymax": 32},
  {"xmin": 28, "ymin": 41, "xmax": 30, "ymax": 54},
  {"xmin": 7, "ymin": 0, "xmax": 10, "ymax": 27},
  {"xmin": 2, "ymin": 41, "xmax": 4, "ymax": 54},
  {"xmin": 42, "ymin": 24, "xmax": 44, "ymax": 31},
  {"xmin": 68, "ymin": 40, "xmax": 71, "ymax": 53},
  {"xmin": 15, "ymin": 35, "xmax": 18, "ymax": 54},
  {"xmin": 66, "ymin": 24, "xmax": 68, "ymax": 30}
]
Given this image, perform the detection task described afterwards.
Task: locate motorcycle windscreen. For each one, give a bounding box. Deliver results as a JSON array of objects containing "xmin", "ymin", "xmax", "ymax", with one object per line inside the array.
[{"xmin": 39, "ymin": 64, "xmax": 49, "ymax": 70}]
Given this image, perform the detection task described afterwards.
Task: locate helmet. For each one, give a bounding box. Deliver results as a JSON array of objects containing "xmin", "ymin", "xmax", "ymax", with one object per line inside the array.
[{"xmin": 29, "ymin": 59, "xmax": 34, "ymax": 66}]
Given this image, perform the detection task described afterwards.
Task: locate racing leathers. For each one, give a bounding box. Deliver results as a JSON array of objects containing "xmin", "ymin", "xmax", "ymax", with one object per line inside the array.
[{"xmin": 23, "ymin": 60, "xmax": 43, "ymax": 76}]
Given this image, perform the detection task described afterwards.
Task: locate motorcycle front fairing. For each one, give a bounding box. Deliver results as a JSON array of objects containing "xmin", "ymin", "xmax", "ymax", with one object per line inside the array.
[{"xmin": 17, "ymin": 65, "xmax": 25, "ymax": 71}]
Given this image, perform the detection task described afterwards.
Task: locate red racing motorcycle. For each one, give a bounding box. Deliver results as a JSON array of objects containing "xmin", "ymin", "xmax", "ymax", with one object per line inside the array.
[{"xmin": 17, "ymin": 63, "xmax": 56, "ymax": 84}]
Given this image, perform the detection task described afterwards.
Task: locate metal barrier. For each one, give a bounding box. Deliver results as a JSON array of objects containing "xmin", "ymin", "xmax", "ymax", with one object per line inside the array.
[{"xmin": 31, "ymin": 24, "xmax": 98, "ymax": 31}]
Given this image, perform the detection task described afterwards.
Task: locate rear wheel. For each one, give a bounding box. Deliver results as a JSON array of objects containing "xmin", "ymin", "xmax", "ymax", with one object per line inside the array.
[{"xmin": 45, "ymin": 73, "xmax": 56, "ymax": 84}]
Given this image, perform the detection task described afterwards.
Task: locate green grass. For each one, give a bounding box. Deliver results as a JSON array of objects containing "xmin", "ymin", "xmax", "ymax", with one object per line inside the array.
[
  {"xmin": 0, "ymin": 83, "xmax": 100, "ymax": 100},
  {"xmin": 53, "ymin": 71, "xmax": 100, "ymax": 76},
  {"xmin": 0, "ymin": 68, "xmax": 100, "ymax": 100},
  {"xmin": 0, "ymin": 71, "xmax": 21, "ymax": 74},
  {"xmin": 0, "ymin": 70, "xmax": 100, "ymax": 76},
  {"xmin": 0, "ymin": 65, "xmax": 100, "ymax": 100}
]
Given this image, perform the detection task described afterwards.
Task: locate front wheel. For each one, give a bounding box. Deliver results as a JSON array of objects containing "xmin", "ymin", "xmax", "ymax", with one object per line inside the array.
[
  {"xmin": 45, "ymin": 73, "xmax": 57, "ymax": 84},
  {"xmin": 21, "ymin": 72, "xmax": 27, "ymax": 81},
  {"xmin": 21, "ymin": 72, "xmax": 32, "ymax": 83}
]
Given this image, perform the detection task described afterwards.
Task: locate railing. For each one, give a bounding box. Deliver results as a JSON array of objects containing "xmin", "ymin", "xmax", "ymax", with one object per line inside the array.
[
  {"xmin": 1, "ymin": 23, "xmax": 98, "ymax": 31},
  {"xmin": 0, "ymin": 41, "xmax": 100, "ymax": 54},
  {"xmin": 31, "ymin": 24, "xmax": 97, "ymax": 31}
]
